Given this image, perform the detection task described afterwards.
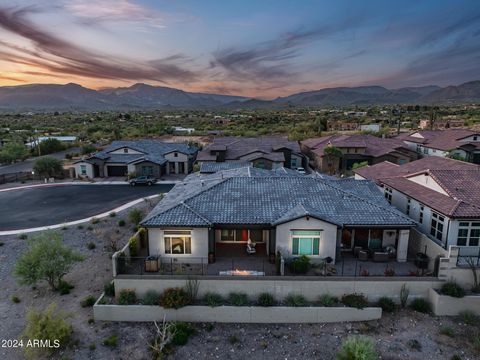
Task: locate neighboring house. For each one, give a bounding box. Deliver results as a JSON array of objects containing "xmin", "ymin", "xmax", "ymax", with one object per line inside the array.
[
  {"xmin": 74, "ymin": 140, "xmax": 198, "ymax": 178},
  {"xmin": 173, "ymin": 127, "xmax": 195, "ymax": 134},
  {"xmin": 197, "ymin": 136, "xmax": 305, "ymax": 170},
  {"xmin": 300, "ymin": 134, "xmax": 417, "ymax": 174},
  {"xmin": 26, "ymin": 136, "xmax": 77, "ymax": 148},
  {"xmin": 418, "ymin": 119, "xmax": 465, "ymax": 130},
  {"xmin": 360, "ymin": 124, "xmax": 381, "ymax": 133},
  {"xmin": 199, "ymin": 161, "xmax": 252, "ymax": 174},
  {"xmin": 326, "ymin": 120, "xmax": 358, "ymax": 131},
  {"xmin": 397, "ymin": 129, "xmax": 480, "ymax": 164},
  {"xmin": 354, "ymin": 157, "xmax": 480, "ymax": 255},
  {"xmin": 140, "ymin": 167, "xmax": 415, "ymax": 264}
]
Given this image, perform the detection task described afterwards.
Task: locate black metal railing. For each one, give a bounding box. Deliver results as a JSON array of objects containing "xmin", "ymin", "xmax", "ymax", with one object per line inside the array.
[{"xmin": 115, "ymin": 255, "xmax": 437, "ymax": 278}]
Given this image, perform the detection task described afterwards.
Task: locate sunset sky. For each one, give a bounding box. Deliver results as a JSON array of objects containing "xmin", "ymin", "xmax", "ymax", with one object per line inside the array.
[{"xmin": 0, "ymin": 0, "xmax": 479, "ymax": 99}]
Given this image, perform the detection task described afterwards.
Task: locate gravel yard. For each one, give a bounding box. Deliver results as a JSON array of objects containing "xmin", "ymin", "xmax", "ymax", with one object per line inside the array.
[{"xmin": 1, "ymin": 197, "xmax": 480, "ymax": 360}]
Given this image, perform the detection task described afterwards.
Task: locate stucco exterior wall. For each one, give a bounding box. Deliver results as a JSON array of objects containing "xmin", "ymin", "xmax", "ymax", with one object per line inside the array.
[
  {"xmin": 148, "ymin": 228, "xmax": 209, "ymax": 261},
  {"xmin": 275, "ymin": 217, "xmax": 339, "ymax": 262},
  {"xmin": 74, "ymin": 162, "xmax": 94, "ymax": 178},
  {"xmin": 114, "ymin": 277, "xmax": 442, "ymax": 302},
  {"xmin": 429, "ymin": 288, "xmax": 480, "ymax": 316}
]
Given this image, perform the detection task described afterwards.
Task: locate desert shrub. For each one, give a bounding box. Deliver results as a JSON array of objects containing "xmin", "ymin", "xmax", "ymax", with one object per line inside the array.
[
  {"xmin": 128, "ymin": 208, "xmax": 144, "ymax": 225},
  {"xmin": 441, "ymin": 281, "xmax": 465, "ymax": 298},
  {"xmin": 104, "ymin": 282, "xmax": 115, "ymax": 297},
  {"xmin": 118, "ymin": 289, "xmax": 137, "ymax": 305},
  {"xmin": 11, "ymin": 295, "xmax": 21, "ymax": 303},
  {"xmin": 118, "ymin": 220, "xmax": 126, "ymax": 227},
  {"xmin": 289, "ymin": 255, "xmax": 311, "ymax": 274},
  {"xmin": 102, "ymin": 335, "xmax": 118, "ymax": 347},
  {"xmin": 185, "ymin": 278, "xmax": 199, "ymax": 304},
  {"xmin": 228, "ymin": 292, "xmax": 248, "ymax": 306},
  {"xmin": 109, "ymin": 212, "xmax": 116, "ymax": 217},
  {"xmin": 407, "ymin": 339, "xmax": 422, "ymax": 351},
  {"xmin": 58, "ymin": 280, "xmax": 74, "ymax": 295},
  {"xmin": 450, "ymin": 355, "xmax": 462, "ymax": 360},
  {"xmin": 204, "ymin": 292, "xmax": 223, "ymax": 307},
  {"xmin": 159, "ymin": 288, "xmax": 189, "ymax": 309},
  {"xmin": 409, "ymin": 298, "xmax": 431, "ymax": 313},
  {"xmin": 88, "ymin": 343, "xmax": 96, "ymax": 350},
  {"xmin": 90, "ymin": 217, "xmax": 99, "ymax": 224},
  {"xmin": 285, "ymin": 294, "xmax": 307, "ymax": 307},
  {"xmin": 342, "ymin": 294, "xmax": 368, "ymax": 309},
  {"xmin": 257, "ymin": 293, "xmax": 275, "ymax": 307},
  {"xmin": 77, "ymin": 225, "xmax": 84, "ymax": 230},
  {"xmin": 171, "ymin": 323, "xmax": 195, "ymax": 346},
  {"xmin": 22, "ymin": 303, "xmax": 72, "ymax": 359},
  {"xmin": 458, "ymin": 310, "xmax": 478, "ymax": 325},
  {"xmin": 229, "ymin": 335, "xmax": 240, "ymax": 344},
  {"xmin": 377, "ymin": 297, "xmax": 396, "ymax": 313},
  {"xmin": 400, "ymin": 283, "xmax": 410, "ymax": 308},
  {"xmin": 128, "ymin": 236, "xmax": 138, "ymax": 257},
  {"xmin": 384, "ymin": 267, "xmax": 395, "ymax": 277},
  {"xmin": 81, "ymin": 295, "xmax": 96, "ymax": 308},
  {"xmin": 319, "ymin": 294, "xmax": 339, "ymax": 307},
  {"xmin": 142, "ymin": 290, "xmax": 160, "ymax": 305},
  {"xmin": 87, "ymin": 242, "xmax": 96, "ymax": 250},
  {"xmin": 439, "ymin": 326, "xmax": 455, "ymax": 337},
  {"xmin": 336, "ymin": 336, "xmax": 377, "ymax": 360},
  {"xmin": 0, "ymin": 241, "xmax": 4, "ymax": 246},
  {"xmin": 18, "ymin": 233, "xmax": 28, "ymax": 240}
]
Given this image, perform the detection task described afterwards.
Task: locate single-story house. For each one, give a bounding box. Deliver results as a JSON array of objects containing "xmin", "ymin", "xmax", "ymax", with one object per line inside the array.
[
  {"xmin": 140, "ymin": 167, "xmax": 415, "ymax": 264},
  {"xmin": 354, "ymin": 156, "xmax": 480, "ymax": 255},
  {"xmin": 74, "ymin": 140, "xmax": 198, "ymax": 178},
  {"xmin": 396, "ymin": 129, "xmax": 480, "ymax": 164},
  {"xmin": 197, "ymin": 136, "xmax": 305, "ymax": 170},
  {"xmin": 300, "ymin": 134, "xmax": 418, "ymax": 174}
]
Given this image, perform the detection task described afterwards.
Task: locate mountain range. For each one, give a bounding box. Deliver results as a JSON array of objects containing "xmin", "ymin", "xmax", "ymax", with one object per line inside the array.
[{"xmin": 0, "ymin": 81, "xmax": 479, "ymax": 111}]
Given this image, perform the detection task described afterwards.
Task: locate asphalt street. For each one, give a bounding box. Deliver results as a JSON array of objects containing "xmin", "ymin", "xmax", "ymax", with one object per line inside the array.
[{"xmin": 0, "ymin": 184, "xmax": 173, "ymax": 230}]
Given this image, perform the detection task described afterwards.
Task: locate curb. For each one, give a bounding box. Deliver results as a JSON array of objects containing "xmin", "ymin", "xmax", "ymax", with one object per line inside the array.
[
  {"xmin": 0, "ymin": 181, "xmax": 179, "ymax": 193},
  {"xmin": 0, "ymin": 194, "xmax": 161, "ymax": 236}
]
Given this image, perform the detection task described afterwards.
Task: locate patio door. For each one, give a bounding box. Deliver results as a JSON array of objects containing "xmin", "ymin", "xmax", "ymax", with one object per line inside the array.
[
  {"xmin": 354, "ymin": 229, "xmax": 369, "ymax": 249},
  {"xmin": 341, "ymin": 229, "xmax": 353, "ymax": 250}
]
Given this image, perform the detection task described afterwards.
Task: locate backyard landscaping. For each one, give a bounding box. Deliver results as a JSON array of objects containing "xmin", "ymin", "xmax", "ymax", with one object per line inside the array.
[{"xmin": 1, "ymin": 197, "xmax": 480, "ymax": 359}]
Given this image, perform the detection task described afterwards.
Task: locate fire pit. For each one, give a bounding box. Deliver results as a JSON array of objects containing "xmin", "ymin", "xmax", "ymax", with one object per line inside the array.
[{"xmin": 219, "ymin": 269, "xmax": 265, "ymax": 276}]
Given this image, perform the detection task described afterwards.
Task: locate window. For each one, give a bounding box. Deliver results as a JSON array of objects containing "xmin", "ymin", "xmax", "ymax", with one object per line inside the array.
[
  {"xmin": 220, "ymin": 229, "xmax": 235, "ymax": 241},
  {"xmin": 384, "ymin": 187, "xmax": 393, "ymax": 204},
  {"xmin": 457, "ymin": 222, "xmax": 480, "ymax": 246},
  {"xmin": 416, "ymin": 144, "xmax": 422, "ymax": 153},
  {"xmin": 123, "ymin": 148, "xmax": 129, "ymax": 153},
  {"xmin": 164, "ymin": 230, "xmax": 191, "ymax": 254},
  {"xmin": 430, "ymin": 212, "xmax": 445, "ymax": 242},
  {"xmin": 174, "ymin": 152, "xmax": 178, "ymax": 157},
  {"xmin": 406, "ymin": 198, "xmax": 411, "ymax": 216},
  {"xmin": 80, "ymin": 165, "xmax": 87, "ymax": 175},
  {"xmin": 423, "ymin": 147, "xmax": 429, "ymax": 154},
  {"xmin": 419, "ymin": 205, "xmax": 424, "ymax": 224},
  {"xmin": 291, "ymin": 230, "xmax": 321, "ymax": 256},
  {"xmin": 474, "ymin": 136, "xmax": 478, "ymax": 141}
]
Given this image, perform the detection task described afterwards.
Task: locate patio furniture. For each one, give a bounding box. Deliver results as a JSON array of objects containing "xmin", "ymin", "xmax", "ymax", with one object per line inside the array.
[
  {"xmin": 246, "ymin": 239, "xmax": 256, "ymax": 254},
  {"xmin": 373, "ymin": 251, "xmax": 389, "ymax": 262},
  {"xmin": 354, "ymin": 246, "xmax": 363, "ymax": 258},
  {"xmin": 358, "ymin": 250, "xmax": 369, "ymax": 261},
  {"xmin": 145, "ymin": 256, "xmax": 159, "ymax": 272}
]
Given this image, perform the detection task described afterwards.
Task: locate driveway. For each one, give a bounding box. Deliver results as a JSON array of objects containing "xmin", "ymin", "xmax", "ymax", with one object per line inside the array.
[
  {"xmin": 0, "ymin": 147, "xmax": 80, "ymax": 175},
  {"xmin": 0, "ymin": 184, "xmax": 173, "ymax": 230}
]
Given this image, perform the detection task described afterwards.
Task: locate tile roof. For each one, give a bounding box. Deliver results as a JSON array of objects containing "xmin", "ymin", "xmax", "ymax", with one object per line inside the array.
[
  {"xmin": 142, "ymin": 168, "xmax": 415, "ymax": 228},
  {"xmin": 197, "ymin": 136, "xmax": 301, "ymax": 162},
  {"xmin": 398, "ymin": 129, "xmax": 480, "ymax": 150},
  {"xmin": 301, "ymin": 134, "xmax": 409, "ymax": 158},
  {"xmin": 83, "ymin": 140, "xmax": 197, "ymax": 165},
  {"xmin": 355, "ymin": 157, "xmax": 480, "ymax": 218},
  {"xmin": 200, "ymin": 161, "xmax": 252, "ymax": 173}
]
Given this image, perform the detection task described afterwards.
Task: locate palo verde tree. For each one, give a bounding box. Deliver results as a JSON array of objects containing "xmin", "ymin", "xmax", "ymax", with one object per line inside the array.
[
  {"xmin": 14, "ymin": 231, "xmax": 84, "ymax": 291},
  {"xmin": 33, "ymin": 157, "xmax": 64, "ymax": 178}
]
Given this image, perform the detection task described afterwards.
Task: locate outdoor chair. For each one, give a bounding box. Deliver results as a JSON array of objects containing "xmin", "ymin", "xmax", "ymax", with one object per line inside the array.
[{"xmin": 358, "ymin": 250, "xmax": 369, "ymax": 261}]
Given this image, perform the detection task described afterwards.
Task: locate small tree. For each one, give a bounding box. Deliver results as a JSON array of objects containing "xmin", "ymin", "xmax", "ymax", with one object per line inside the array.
[
  {"xmin": 323, "ymin": 144, "xmax": 342, "ymax": 175},
  {"xmin": 33, "ymin": 157, "xmax": 63, "ymax": 178},
  {"xmin": 466, "ymin": 256, "xmax": 480, "ymax": 293},
  {"xmin": 22, "ymin": 303, "xmax": 73, "ymax": 359},
  {"xmin": 39, "ymin": 138, "xmax": 65, "ymax": 155},
  {"xmin": 14, "ymin": 231, "xmax": 84, "ymax": 290},
  {"xmin": 128, "ymin": 208, "xmax": 144, "ymax": 225},
  {"xmin": 0, "ymin": 142, "xmax": 28, "ymax": 163}
]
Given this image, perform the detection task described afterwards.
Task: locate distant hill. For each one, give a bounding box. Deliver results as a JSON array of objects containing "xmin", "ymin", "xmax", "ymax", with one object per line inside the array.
[{"xmin": 0, "ymin": 81, "xmax": 478, "ymax": 111}]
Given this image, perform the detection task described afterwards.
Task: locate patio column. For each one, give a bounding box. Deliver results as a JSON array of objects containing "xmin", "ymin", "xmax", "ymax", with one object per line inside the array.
[
  {"xmin": 166, "ymin": 163, "xmax": 170, "ymax": 175},
  {"xmin": 184, "ymin": 161, "xmax": 188, "ymax": 174},
  {"xmin": 174, "ymin": 162, "xmax": 179, "ymax": 174},
  {"xmin": 397, "ymin": 229, "xmax": 409, "ymax": 262},
  {"xmin": 208, "ymin": 228, "xmax": 215, "ymax": 255},
  {"xmin": 269, "ymin": 228, "xmax": 276, "ymax": 255}
]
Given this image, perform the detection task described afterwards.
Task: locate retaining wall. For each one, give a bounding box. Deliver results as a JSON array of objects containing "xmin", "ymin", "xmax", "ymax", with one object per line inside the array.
[
  {"xmin": 114, "ymin": 276, "xmax": 441, "ymax": 303},
  {"xmin": 93, "ymin": 302, "xmax": 382, "ymax": 323},
  {"xmin": 428, "ymin": 288, "xmax": 480, "ymax": 316}
]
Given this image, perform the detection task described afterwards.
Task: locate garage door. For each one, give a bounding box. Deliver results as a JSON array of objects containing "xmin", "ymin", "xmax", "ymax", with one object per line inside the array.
[{"xmin": 107, "ymin": 166, "xmax": 127, "ymax": 176}]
